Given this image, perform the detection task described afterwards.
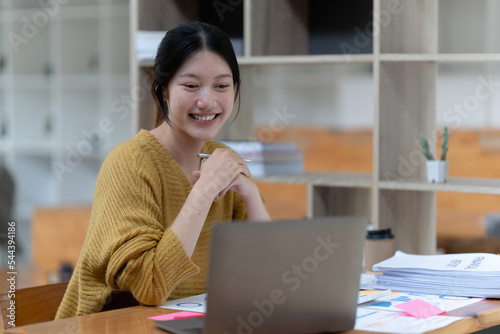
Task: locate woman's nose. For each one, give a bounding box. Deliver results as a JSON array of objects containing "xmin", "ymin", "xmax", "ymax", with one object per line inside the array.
[{"xmin": 196, "ymin": 89, "xmax": 217, "ymax": 110}]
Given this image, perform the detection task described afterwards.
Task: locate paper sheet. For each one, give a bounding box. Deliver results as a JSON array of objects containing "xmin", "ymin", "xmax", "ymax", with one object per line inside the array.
[
  {"xmin": 355, "ymin": 308, "xmax": 463, "ymax": 334},
  {"xmin": 394, "ymin": 299, "xmax": 445, "ymax": 319},
  {"xmin": 358, "ymin": 290, "xmax": 393, "ymax": 304},
  {"xmin": 374, "ymin": 251, "xmax": 500, "ymax": 275},
  {"xmin": 360, "ymin": 273, "xmax": 378, "ymax": 289},
  {"xmin": 148, "ymin": 311, "xmax": 205, "ymax": 321},
  {"xmin": 359, "ymin": 292, "xmax": 483, "ymax": 313},
  {"xmin": 158, "ymin": 292, "xmax": 468, "ymax": 333},
  {"xmin": 158, "ymin": 293, "xmax": 208, "ymax": 313}
]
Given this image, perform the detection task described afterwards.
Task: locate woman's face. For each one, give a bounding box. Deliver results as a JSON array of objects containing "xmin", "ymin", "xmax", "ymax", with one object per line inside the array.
[{"xmin": 165, "ymin": 50, "xmax": 235, "ymax": 143}]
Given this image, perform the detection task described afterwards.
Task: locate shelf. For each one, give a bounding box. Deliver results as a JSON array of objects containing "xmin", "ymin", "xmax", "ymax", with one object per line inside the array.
[
  {"xmin": 379, "ymin": 54, "xmax": 500, "ymax": 63},
  {"xmin": 379, "ymin": 177, "xmax": 500, "ymax": 195},
  {"xmin": 60, "ymin": 18, "xmax": 100, "ymax": 74},
  {"xmin": 53, "ymin": 142, "xmax": 102, "ymax": 160},
  {"xmin": 58, "ymin": 89, "xmax": 101, "ymax": 143},
  {"xmin": 239, "ymin": 54, "xmax": 374, "ymax": 66},
  {"xmin": 11, "ymin": 141, "xmax": 54, "ymax": 156},
  {"xmin": 58, "ymin": 74, "xmax": 101, "ymax": 89},
  {"xmin": 10, "ymin": 19, "xmax": 50, "ymax": 75},
  {"xmin": 8, "ymin": 74, "xmax": 52, "ymax": 89},
  {"xmin": 255, "ymin": 171, "xmax": 373, "ymax": 188},
  {"xmin": 138, "ymin": 54, "xmax": 375, "ymax": 68},
  {"xmin": 99, "ymin": 3, "xmax": 130, "ymax": 19},
  {"xmin": 59, "ymin": 5, "xmax": 100, "ymax": 20},
  {"xmin": 59, "ymin": 3, "xmax": 129, "ymax": 20},
  {"xmin": 5, "ymin": 74, "xmax": 129, "ymax": 90}
]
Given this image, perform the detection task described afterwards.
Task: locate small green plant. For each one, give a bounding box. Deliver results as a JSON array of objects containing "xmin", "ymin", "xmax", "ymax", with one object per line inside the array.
[{"xmin": 419, "ymin": 126, "xmax": 449, "ymax": 161}]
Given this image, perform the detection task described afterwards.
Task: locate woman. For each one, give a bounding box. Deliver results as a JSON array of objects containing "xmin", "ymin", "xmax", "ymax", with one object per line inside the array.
[{"xmin": 56, "ymin": 22, "xmax": 270, "ymax": 319}]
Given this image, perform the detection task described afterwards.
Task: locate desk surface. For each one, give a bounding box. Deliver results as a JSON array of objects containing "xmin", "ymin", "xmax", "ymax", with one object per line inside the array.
[{"xmin": 4, "ymin": 299, "xmax": 500, "ymax": 334}]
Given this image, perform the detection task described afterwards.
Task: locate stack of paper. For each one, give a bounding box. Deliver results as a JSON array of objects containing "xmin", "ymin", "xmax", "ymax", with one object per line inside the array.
[
  {"xmin": 372, "ymin": 251, "xmax": 500, "ymax": 298},
  {"xmin": 220, "ymin": 140, "xmax": 303, "ymax": 177}
]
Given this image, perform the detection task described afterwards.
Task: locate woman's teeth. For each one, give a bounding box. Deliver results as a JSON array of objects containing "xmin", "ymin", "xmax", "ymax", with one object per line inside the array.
[{"xmin": 191, "ymin": 114, "xmax": 217, "ymax": 121}]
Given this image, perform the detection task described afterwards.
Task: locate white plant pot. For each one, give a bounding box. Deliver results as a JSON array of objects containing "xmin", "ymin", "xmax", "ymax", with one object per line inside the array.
[{"xmin": 426, "ymin": 160, "xmax": 449, "ymax": 184}]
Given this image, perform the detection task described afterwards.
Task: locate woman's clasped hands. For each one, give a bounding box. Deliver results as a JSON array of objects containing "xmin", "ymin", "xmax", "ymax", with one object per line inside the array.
[{"xmin": 192, "ymin": 148, "xmax": 256, "ymax": 202}]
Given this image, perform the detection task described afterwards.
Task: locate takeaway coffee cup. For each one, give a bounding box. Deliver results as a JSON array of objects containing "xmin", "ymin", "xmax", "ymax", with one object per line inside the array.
[{"xmin": 364, "ymin": 228, "xmax": 394, "ymax": 273}]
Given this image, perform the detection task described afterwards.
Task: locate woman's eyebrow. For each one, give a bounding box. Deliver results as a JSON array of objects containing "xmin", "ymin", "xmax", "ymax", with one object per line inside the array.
[{"xmin": 177, "ymin": 73, "xmax": 232, "ymax": 79}]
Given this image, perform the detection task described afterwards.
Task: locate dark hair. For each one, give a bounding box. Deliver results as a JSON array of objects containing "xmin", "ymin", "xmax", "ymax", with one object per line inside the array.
[{"xmin": 151, "ymin": 22, "xmax": 241, "ymax": 127}]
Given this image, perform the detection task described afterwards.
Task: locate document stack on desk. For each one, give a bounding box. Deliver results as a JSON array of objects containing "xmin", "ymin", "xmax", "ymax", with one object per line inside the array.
[
  {"xmin": 220, "ymin": 140, "xmax": 303, "ymax": 177},
  {"xmin": 372, "ymin": 251, "xmax": 500, "ymax": 298}
]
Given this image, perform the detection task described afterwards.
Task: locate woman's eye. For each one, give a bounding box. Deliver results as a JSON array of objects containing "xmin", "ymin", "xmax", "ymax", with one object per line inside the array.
[
  {"xmin": 216, "ymin": 84, "xmax": 230, "ymax": 89},
  {"xmin": 184, "ymin": 84, "xmax": 197, "ymax": 89}
]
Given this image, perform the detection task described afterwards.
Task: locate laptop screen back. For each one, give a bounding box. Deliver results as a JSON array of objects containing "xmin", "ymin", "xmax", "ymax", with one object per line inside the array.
[{"xmin": 204, "ymin": 216, "xmax": 367, "ymax": 334}]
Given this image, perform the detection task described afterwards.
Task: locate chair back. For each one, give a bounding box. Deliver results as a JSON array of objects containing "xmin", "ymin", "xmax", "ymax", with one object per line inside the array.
[{"xmin": 0, "ymin": 281, "xmax": 68, "ymax": 329}]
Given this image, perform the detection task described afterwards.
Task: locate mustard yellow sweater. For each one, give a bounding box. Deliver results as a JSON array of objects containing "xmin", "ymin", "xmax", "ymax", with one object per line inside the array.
[{"xmin": 56, "ymin": 130, "xmax": 249, "ymax": 319}]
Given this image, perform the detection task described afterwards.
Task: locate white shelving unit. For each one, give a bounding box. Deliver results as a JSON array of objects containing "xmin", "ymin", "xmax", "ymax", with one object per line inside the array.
[
  {"xmin": 132, "ymin": 0, "xmax": 500, "ymax": 255},
  {"xmin": 0, "ymin": 0, "xmax": 131, "ymax": 241}
]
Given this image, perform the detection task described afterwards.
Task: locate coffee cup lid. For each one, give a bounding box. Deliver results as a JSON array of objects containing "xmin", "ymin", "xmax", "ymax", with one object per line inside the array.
[{"xmin": 367, "ymin": 228, "xmax": 394, "ymax": 239}]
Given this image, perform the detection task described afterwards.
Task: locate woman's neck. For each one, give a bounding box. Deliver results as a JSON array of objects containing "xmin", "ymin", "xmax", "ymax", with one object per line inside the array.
[{"xmin": 150, "ymin": 122, "xmax": 204, "ymax": 183}]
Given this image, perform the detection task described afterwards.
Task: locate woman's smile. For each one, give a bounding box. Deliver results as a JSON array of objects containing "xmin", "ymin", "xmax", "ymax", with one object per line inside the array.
[{"xmin": 189, "ymin": 113, "xmax": 220, "ymax": 122}]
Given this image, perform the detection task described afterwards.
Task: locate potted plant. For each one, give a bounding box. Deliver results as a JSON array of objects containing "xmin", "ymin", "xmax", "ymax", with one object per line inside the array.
[{"xmin": 419, "ymin": 126, "xmax": 449, "ymax": 183}]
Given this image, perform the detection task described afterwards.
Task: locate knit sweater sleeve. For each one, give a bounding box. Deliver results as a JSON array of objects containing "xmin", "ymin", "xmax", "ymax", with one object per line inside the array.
[{"xmin": 94, "ymin": 143, "xmax": 199, "ymax": 306}]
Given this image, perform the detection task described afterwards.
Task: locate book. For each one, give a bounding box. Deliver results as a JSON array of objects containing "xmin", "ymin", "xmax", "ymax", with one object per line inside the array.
[
  {"xmin": 135, "ymin": 30, "xmax": 165, "ymax": 61},
  {"xmin": 220, "ymin": 140, "xmax": 303, "ymax": 177},
  {"xmin": 220, "ymin": 140, "xmax": 297, "ymax": 154}
]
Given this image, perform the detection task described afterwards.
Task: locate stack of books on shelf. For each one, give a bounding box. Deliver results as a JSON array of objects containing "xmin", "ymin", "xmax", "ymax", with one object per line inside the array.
[
  {"xmin": 135, "ymin": 30, "xmax": 165, "ymax": 61},
  {"xmin": 372, "ymin": 251, "xmax": 500, "ymax": 298},
  {"xmin": 220, "ymin": 140, "xmax": 303, "ymax": 178}
]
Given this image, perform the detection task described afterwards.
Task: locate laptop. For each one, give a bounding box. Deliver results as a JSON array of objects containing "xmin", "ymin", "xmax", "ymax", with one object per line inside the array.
[{"xmin": 155, "ymin": 216, "xmax": 367, "ymax": 334}]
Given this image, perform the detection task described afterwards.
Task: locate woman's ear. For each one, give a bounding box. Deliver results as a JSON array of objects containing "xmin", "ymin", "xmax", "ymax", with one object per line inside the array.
[{"xmin": 162, "ymin": 86, "xmax": 168, "ymax": 101}]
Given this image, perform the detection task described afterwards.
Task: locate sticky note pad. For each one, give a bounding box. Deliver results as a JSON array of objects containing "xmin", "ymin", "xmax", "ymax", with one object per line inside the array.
[
  {"xmin": 148, "ymin": 311, "xmax": 205, "ymax": 321},
  {"xmin": 394, "ymin": 299, "xmax": 445, "ymax": 319}
]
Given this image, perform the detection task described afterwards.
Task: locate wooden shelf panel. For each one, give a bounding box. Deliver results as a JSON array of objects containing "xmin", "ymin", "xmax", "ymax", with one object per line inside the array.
[
  {"xmin": 380, "ymin": 53, "xmax": 500, "ymax": 63},
  {"xmin": 141, "ymin": 53, "xmax": 500, "ymax": 67},
  {"xmin": 255, "ymin": 171, "xmax": 372, "ymax": 188},
  {"xmin": 138, "ymin": 59, "xmax": 154, "ymax": 67},
  {"xmin": 139, "ymin": 55, "xmax": 374, "ymax": 68},
  {"xmin": 379, "ymin": 177, "xmax": 500, "ymax": 194},
  {"xmin": 257, "ymin": 173, "xmax": 500, "ymax": 195},
  {"xmin": 238, "ymin": 54, "xmax": 374, "ymax": 66}
]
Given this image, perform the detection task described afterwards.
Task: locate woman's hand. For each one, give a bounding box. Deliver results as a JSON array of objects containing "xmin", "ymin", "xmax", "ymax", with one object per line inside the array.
[
  {"xmin": 213, "ymin": 172, "xmax": 256, "ymax": 201},
  {"xmin": 192, "ymin": 148, "xmax": 271, "ymax": 222},
  {"xmin": 193, "ymin": 148, "xmax": 253, "ymax": 201}
]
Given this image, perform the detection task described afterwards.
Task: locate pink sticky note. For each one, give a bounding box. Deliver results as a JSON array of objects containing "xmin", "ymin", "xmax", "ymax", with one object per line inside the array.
[
  {"xmin": 394, "ymin": 299, "xmax": 445, "ymax": 319},
  {"xmin": 148, "ymin": 311, "xmax": 205, "ymax": 321}
]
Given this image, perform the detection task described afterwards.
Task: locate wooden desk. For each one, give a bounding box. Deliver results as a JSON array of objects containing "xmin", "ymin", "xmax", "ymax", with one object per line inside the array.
[{"xmin": 4, "ymin": 299, "xmax": 500, "ymax": 334}]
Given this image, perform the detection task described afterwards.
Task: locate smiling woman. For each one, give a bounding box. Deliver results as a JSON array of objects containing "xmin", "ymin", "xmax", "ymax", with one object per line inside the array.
[{"xmin": 55, "ymin": 22, "xmax": 270, "ymax": 320}]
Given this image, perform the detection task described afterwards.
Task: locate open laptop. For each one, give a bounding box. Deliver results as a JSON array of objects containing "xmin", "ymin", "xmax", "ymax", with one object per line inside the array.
[{"xmin": 155, "ymin": 216, "xmax": 367, "ymax": 334}]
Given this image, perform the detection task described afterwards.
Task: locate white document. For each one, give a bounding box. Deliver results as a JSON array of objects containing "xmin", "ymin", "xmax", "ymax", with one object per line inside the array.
[
  {"xmin": 373, "ymin": 251, "xmax": 500, "ymax": 276},
  {"xmin": 376, "ymin": 272, "xmax": 500, "ymax": 288},
  {"xmin": 355, "ymin": 308, "xmax": 463, "ymax": 334},
  {"xmin": 158, "ymin": 293, "xmax": 207, "ymax": 313},
  {"xmin": 158, "ymin": 290, "xmax": 394, "ymax": 312},
  {"xmin": 358, "ymin": 292, "xmax": 483, "ymax": 313},
  {"xmin": 359, "ymin": 273, "xmax": 378, "ymax": 290},
  {"xmin": 358, "ymin": 290, "xmax": 392, "ymax": 304},
  {"xmin": 374, "ymin": 280, "xmax": 500, "ymax": 298}
]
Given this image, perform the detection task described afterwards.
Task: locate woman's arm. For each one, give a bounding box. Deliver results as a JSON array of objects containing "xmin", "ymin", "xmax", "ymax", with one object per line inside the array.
[{"xmin": 170, "ymin": 147, "xmax": 254, "ymax": 257}]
